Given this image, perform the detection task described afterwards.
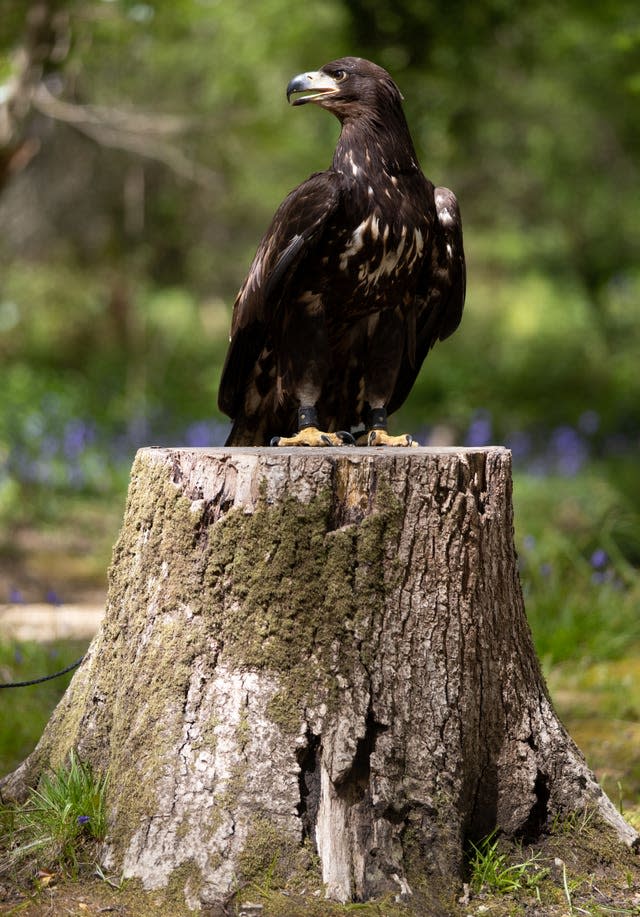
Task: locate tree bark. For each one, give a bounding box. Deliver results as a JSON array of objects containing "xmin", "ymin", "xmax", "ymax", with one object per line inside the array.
[{"xmin": 2, "ymin": 446, "xmax": 637, "ymax": 911}]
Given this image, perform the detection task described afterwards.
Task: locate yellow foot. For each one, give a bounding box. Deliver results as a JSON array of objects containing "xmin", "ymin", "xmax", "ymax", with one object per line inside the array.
[
  {"xmin": 270, "ymin": 427, "xmax": 355, "ymax": 447},
  {"xmin": 365, "ymin": 430, "xmax": 418, "ymax": 447}
]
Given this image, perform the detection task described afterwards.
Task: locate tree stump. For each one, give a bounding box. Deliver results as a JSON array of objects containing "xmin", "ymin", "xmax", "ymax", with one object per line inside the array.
[{"xmin": 2, "ymin": 446, "xmax": 637, "ymax": 912}]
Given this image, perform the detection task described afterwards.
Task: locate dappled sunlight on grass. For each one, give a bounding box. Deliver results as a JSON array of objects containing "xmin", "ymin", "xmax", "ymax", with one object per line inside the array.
[
  {"xmin": 546, "ymin": 652, "xmax": 640, "ymax": 807},
  {"xmin": 0, "ymin": 490, "xmax": 124, "ymax": 604}
]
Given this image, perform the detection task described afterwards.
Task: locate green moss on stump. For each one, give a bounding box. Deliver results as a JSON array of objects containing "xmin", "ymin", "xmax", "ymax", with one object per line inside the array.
[
  {"xmin": 92, "ymin": 452, "xmax": 408, "ymax": 901},
  {"xmin": 237, "ymin": 816, "xmax": 315, "ymax": 887}
]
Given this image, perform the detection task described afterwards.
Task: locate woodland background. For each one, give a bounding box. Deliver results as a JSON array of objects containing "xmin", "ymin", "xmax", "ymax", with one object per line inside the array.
[{"xmin": 0, "ymin": 1, "xmax": 639, "ymax": 794}]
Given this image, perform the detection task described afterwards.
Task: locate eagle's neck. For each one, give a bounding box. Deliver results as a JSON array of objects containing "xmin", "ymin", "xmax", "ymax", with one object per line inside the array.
[{"xmin": 333, "ymin": 107, "xmax": 420, "ymax": 179}]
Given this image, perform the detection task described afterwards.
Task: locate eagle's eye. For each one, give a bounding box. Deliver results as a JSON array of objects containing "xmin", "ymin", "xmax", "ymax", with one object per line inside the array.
[{"xmin": 333, "ymin": 69, "xmax": 347, "ymax": 82}]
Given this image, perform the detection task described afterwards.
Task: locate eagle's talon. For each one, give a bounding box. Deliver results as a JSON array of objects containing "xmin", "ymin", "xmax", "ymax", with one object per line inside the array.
[
  {"xmin": 336, "ymin": 431, "xmax": 356, "ymax": 445},
  {"xmin": 367, "ymin": 430, "xmax": 418, "ymax": 447},
  {"xmin": 272, "ymin": 426, "xmax": 354, "ymax": 447}
]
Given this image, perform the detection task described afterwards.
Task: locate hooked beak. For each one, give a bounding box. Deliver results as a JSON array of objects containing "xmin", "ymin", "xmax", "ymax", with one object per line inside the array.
[{"xmin": 286, "ymin": 70, "xmax": 340, "ymax": 106}]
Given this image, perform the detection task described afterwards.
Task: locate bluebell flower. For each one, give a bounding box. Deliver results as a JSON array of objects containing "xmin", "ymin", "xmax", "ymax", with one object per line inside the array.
[
  {"xmin": 505, "ymin": 430, "xmax": 532, "ymax": 463},
  {"xmin": 40, "ymin": 434, "xmax": 60, "ymax": 458},
  {"xmin": 63, "ymin": 419, "xmax": 95, "ymax": 461},
  {"xmin": 77, "ymin": 815, "xmax": 91, "ymax": 825},
  {"xmin": 185, "ymin": 420, "xmax": 216, "ymax": 448},
  {"xmin": 184, "ymin": 419, "xmax": 230, "ymax": 448},
  {"xmin": 590, "ymin": 549, "xmax": 608, "ymax": 569},
  {"xmin": 526, "ymin": 456, "xmax": 551, "ymax": 477},
  {"xmin": 465, "ymin": 410, "xmax": 492, "ymax": 447},
  {"xmin": 549, "ymin": 426, "xmax": 588, "ymax": 476}
]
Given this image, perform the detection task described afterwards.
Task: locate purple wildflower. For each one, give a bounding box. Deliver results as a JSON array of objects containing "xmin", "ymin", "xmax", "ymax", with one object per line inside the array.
[
  {"xmin": 63, "ymin": 419, "xmax": 95, "ymax": 461},
  {"xmin": 505, "ymin": 430, "xmax": 532, "ymax": 462},
  {"xmin": 590, "ymin": 549, "xmax": 608, "ymax": 569},
  {"xmin": 549, "ymin": 426, "xmax": 588, "ymax": 476},
  {"xmin": 465, "ymin": 410, "xmax": 492, "ymax": 447},
  {"xmin": 185, "ymin": 420, "xmax": 215, "ymax": 447}
]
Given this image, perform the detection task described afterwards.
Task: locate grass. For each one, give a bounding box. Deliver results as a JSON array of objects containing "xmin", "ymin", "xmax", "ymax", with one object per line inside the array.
[
  {"xmin": 1, "ymin": 460, "xmax": 639, "ymax": 789},
  {"xmin": 468, "ymin": 830, "xmax": 548, "ymax": 895},
  {"xmin": 0, "ymin": 458, "xmax": 638, "ymax": 913},
  {"xmin": 465, "ymin": 822, "xmax": 640, "ymax": 917},
  {"xmin": 0, "ymin": 639, "xmax": 90, "ymax": 775},
  {"xmin": 513, "ymin": 461, "xmax": 640, "ymax": 664},
  {"xmin": 0, "ymin": 750, "xmax": 107, "ymax": 881}
]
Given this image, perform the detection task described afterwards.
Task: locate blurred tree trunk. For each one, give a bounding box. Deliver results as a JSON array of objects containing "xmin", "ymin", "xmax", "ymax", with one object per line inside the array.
[
  {"xmin": 2, "ymin": 447, "xmax": 636, "ymax": 912},
  {"xmin": 0, "ymin": 1, "xmax": 69, "ymax": 191}
]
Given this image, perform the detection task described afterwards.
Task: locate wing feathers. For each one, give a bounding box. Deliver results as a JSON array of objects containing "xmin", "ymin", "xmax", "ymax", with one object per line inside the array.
[
  {"xmin": 386, "ymin": 186, "xmax": 465, "ymax": 415},
  {"xmin": 218, "ymin": 172, "xmax": 342, "ymax": 420},
  {"xmin": 434, "ymin": 186, "xmax": 465, "ymax": 342}
]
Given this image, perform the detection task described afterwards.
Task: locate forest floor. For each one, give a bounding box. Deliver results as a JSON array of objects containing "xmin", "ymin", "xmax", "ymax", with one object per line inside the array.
[
  {"xmin": 2, "ymin": 489, "xmax": 640, "ymax": 916},
  {"xmin": 1, "ymin": 639, "xmax": 640, "ymax": 917},
  {"xmin": 1, "ymin": 829, "xmax": 640, "ymax": 917}
]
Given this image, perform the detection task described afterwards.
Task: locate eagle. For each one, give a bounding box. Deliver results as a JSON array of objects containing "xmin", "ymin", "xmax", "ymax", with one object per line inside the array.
[{"xmin": 218, "ymin": 57, "xmax": 465, "ymax": 447}]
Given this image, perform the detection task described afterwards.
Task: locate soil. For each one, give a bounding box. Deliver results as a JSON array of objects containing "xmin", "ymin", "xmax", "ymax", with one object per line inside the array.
[{"xmin": 1, "ymin": 824, "xmax": 640, "ymax": 917}]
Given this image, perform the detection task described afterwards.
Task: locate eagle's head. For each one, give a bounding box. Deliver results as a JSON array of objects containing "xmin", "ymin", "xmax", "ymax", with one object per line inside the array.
[{"xmin": 286, "ymin": 57, "xmax": 403, "ymax": 122}]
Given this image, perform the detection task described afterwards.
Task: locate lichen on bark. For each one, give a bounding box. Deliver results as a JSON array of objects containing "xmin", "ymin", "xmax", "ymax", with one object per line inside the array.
[{"xmin": 1, "ymin": 446, "xmax": 636, "ymax": 913}]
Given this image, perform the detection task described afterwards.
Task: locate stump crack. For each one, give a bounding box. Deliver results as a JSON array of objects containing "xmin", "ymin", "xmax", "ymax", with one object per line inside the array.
[
  {"xmin": 516, "ymin": 769, "xmax": 550, "ymax": 842},
  {"xmin": 10, "ymin": 446, "xmax": 638, "ymax": 910},
  {"xmin": 296, "ymin": 730, "xmax": 322, "ymax": 847}
]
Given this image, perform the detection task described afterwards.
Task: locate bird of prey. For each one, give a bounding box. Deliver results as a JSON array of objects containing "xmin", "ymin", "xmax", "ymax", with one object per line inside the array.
[{"xmin": 218, "ymin": 56, "xmax": 465, "ymax": 447}]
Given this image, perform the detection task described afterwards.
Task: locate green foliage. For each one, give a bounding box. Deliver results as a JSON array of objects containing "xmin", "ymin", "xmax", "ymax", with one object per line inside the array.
[
  {"xmin": 0, "ymin": 1, "xmax": 638, "ymax": 740},
  {"xmin": 398, "ymin": 250, "xmax": 640, "ymax": 441},
  {"xmin": 346, "ymin": 1, "xmax": 640, "ymax": 302},
  {"xmin": 1, "ymin": 0, "xmax": 639, "ymax": 460},
  {"xmin": 514, "ymin": 463, "xmax": 640, "ymax": 663},
  {"xmin": 469, "ymin": 831, "xmax": 548, "ymax": 894},
  {"xmin": 0, "ymin": 641, "xmax": 90, "ymax": 773},
  {"xmin": 0, "ymin": 750, "xmax": 107, "ymax": 878}
]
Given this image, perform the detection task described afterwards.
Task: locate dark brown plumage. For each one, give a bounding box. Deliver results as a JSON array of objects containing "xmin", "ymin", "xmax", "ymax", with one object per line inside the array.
[{"xmin": 218, "ymin": 56, "xmax": 465, "ymax": 447}]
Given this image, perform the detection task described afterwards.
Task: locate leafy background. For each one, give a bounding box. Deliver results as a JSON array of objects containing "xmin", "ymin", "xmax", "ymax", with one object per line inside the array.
[{"xmin": 0, "ymin": 0, "xmax": 639, "ymax": 797}]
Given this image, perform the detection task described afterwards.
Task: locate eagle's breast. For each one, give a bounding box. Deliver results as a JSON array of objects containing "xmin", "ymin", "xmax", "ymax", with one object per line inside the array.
[
  {"xmin": 307, "ymin": 139, "xmax": 430, "ymax": 320},
  {"xmin": 324, "ymin": 199, "xmax": 428, "ymax": 319}
]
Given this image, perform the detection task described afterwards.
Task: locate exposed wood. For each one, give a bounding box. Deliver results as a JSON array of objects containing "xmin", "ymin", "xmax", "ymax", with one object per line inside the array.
[{"xmin": 2, "ymin": 446, "xmax": 636, "ymax": 912}]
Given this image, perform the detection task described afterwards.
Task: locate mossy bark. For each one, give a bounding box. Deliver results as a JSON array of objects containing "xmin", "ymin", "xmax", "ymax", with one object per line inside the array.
[{"xmin": 2, "ymin": 446, "xmax": 637, "ymax": 912}]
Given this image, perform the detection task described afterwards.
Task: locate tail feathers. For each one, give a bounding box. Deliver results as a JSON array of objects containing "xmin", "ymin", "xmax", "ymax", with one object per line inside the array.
[
  {"xmin": 225, "ymin": 415, "xmax": 269, "ymax": 447},
  {"xmin": 225, "ymin": 410, "xmax": 287, "ymax": 446},
  {"xmin": 224, "ymin": 404, "xmax": 298, "ymax": 447}
]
